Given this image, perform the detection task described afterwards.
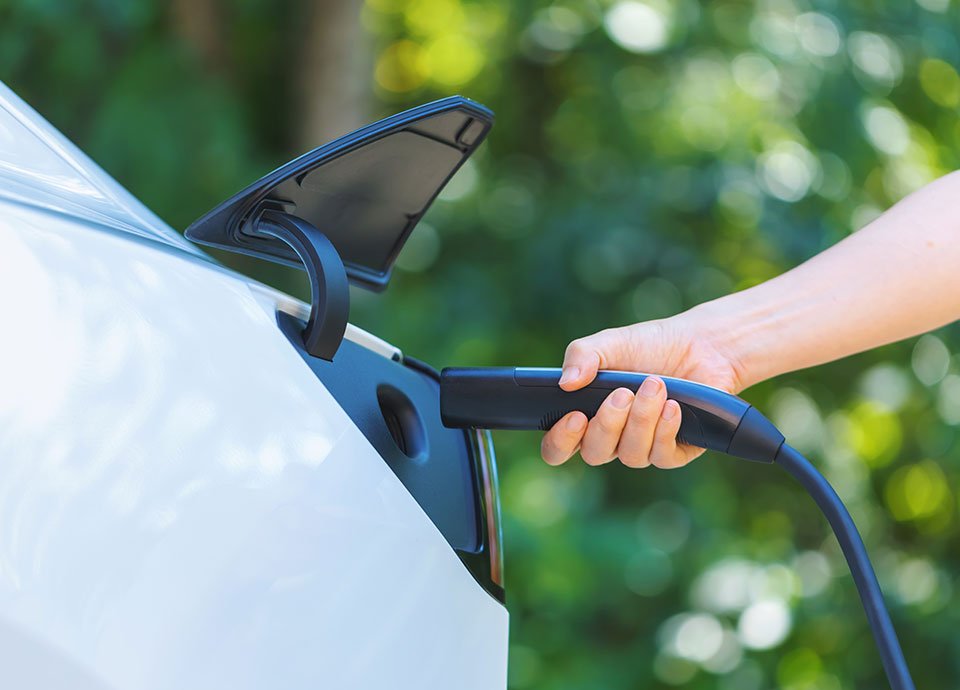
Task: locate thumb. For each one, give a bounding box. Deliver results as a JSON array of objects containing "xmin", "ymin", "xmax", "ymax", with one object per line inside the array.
[{"xmin": 558, "ymin": 327, "xmax": 636, "ymax": 391}]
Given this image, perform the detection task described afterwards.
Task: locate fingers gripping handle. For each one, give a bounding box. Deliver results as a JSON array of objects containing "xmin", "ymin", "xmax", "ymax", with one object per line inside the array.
[{"xmin": 439, "ymin": 367, "xmax": 785, "ymax": 463}]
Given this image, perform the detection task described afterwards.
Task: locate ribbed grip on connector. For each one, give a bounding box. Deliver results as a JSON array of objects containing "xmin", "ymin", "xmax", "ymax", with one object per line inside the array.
[{"xmin": 440, "ymin": 367, "xmax": 785, "ymax": 463}]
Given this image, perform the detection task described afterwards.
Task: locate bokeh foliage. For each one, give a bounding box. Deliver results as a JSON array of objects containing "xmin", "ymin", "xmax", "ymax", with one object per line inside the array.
[{"xmin": 4, "ymin": 0, "xmax": 960, "ymax": 687}]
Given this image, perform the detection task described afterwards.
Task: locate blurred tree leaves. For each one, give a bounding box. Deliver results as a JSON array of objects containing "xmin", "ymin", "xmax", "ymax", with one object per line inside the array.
[{"xmin": 4, "ymin": 0, "xmax": 960, "ymax": 687}]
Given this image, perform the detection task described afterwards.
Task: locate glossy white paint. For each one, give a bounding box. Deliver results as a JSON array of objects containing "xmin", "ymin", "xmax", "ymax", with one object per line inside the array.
[
  {"xmin": 0, "ymin": 84, "xmax": 508, "ymax": 688},
  {"xmin": 0, "ymin": 81, "xmax": 202, "ymax": 255},
  {"xmin": 0, "ymin": 80, "xmax": 401, "ymax": 365}
]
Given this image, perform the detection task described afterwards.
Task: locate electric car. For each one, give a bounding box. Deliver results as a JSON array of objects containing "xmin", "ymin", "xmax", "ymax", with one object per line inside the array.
[{"xmin": 0, "ymin": 81, "xmax": 507, "ymax": 688}]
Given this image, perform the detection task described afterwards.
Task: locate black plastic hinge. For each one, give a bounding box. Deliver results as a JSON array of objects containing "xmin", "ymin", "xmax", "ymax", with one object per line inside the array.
[{"xmin": 253, "ymin": 208, "xmax": 350, "ymax": 361}]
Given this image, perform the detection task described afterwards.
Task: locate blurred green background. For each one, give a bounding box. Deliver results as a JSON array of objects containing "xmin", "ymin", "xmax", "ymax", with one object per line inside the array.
[{"xmin": 4, "ymin": 0, "xmax": 960, "ymax": 687}]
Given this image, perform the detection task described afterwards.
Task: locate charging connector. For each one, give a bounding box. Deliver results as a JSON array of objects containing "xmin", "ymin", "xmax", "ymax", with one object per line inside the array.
[{"xmin": 439, "ymin": 366, "xmax": 917, "ymax": 690}]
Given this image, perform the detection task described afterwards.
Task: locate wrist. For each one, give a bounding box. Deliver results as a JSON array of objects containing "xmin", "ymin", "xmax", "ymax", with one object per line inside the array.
[{"xmin": 677, "ymin": 290, "xmax": 781, "ymax": 392}]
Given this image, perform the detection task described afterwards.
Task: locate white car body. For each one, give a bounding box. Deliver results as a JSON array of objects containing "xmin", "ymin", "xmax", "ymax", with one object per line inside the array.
[{"xmin": 0, "ymin": 81, "xmax": 508, "ymax": 689}]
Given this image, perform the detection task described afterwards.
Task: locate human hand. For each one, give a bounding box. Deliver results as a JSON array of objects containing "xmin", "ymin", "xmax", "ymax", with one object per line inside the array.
[{"xmin": 540, "ymin": 314, "xmax": 745, "ymax": 469}]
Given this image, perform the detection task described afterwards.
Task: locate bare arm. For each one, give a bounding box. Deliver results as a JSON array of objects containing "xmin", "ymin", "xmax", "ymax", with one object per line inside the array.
[
  {"xmin": 702, "ymin": 170, "xmax": 960, "ymax": 390},
  {"xmin": 541, "ymin": 171, "xmax": 960, "ymax": 469}
]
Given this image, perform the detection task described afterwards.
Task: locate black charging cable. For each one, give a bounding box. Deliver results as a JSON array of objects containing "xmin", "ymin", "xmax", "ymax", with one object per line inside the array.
[
  {"xmin": 439, "ymin": 366, "xmax": 918, "ymax": 690},
  {"xmin": 775, "ymin": 444, "xmax": 915, "ymax": 690}
]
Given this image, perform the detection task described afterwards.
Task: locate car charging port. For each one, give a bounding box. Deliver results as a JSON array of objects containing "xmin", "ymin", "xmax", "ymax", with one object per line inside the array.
[{"xmin": 377, "ymin": 384, "xmax": 427, "ymax": 461}]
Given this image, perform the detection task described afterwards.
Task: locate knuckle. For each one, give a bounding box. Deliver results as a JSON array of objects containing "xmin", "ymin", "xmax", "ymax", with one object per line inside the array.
[
  {"xmin": 564, "ymin": 339, "xmax": 588, "ymax": 359},
  {"xmin": 616, "ymin": 446, "xmax": 636, "ymax": 465},
  {"xmin": 580, "ymin": 448, "xmax": 607, "ymax": 466},
  {"xmin": 597, "ymin": 403, "xmax": 630, "ymax": 430},
  {"xmin": 594, "ymin": 415, "xmax": 620, "ymax": 436},
  {"xmin": 539, "ymin": 438, "xmax": 555, "ymax": 459},
  {"xmin": 618, "ymin": 448, "xmax": 649, "ymax": 468},
  {"xmin": 650, "ymin": 454, "xmax": 672, "ymax": 469},
  {"xmin": 578, "ymin": 446, "xmax": 597, "ymax": 464},
  {"xmin": 629, "ymin": 400, "xmax": 659, "ymax": 424},
  {"xmin": 649, "ymin": 442, "xmax": 679, "ymax": 469},
  {"xmin": 649, "ymin": 442, "xmax": 676, "ymax": 468},
  {"xmin": 540, "ymin": 437, "xmax": 566, "ymax": 464},
  {"xmin": 657, "ymin": 421, "xmax": 679, "ymax": 443},
  {"xmin": 540, "ymin": 430, "xmax": 557, "ymax": 450}
]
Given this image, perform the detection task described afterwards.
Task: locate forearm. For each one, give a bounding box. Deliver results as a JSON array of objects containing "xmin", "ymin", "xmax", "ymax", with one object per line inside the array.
[{"xmin": 690, "ymin": 171, "xmax": 960, "ymax": 390}]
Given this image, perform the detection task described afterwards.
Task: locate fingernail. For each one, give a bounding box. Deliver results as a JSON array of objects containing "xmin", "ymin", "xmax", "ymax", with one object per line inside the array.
[
  {"xmin": 559, "ymin": 366, "xmax": 579, "ymax": 385},
  {"xmin": 612, "ymin": 388, "xmax": 633, "ymax": 409},
  {"xmin": 639, "ymin": 377, "xmax": 661, "ymax": 398},
  {"xmin": 567, "ymin": 414, "xmax": 585, "ymax": 431},
  {"xmin": 662, "ymin": 402, "xmax": 678, "ymax": 420}
]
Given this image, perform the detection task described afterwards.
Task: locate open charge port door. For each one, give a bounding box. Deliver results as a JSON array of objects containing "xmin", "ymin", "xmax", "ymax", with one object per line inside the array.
[{"xmin": 277, "ymin": 312, "xmax": 502, "ymax": 601}]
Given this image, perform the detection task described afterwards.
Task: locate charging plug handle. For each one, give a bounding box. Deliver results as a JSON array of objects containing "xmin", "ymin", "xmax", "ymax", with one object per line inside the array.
[{"xmin": 440, "ymin": 367, "xmax": 784, "ymax": 463}]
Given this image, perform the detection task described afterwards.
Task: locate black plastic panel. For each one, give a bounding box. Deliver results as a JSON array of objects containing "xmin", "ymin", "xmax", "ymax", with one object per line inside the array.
[
  {"xmin": 277, "ymin": 312, "xmax": 481, "ymax": 552},
  {"xmin": 185, "ymin": 97, "xmax": 494, "ymax": 291}
]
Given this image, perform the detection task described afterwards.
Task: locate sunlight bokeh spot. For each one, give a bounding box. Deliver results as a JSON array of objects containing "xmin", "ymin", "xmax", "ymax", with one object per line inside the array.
[
  {"xmin": 884, "ymin": 460, "xmax": 952, "ymax": 523},
  {"xmin": 770, "ymin": 388, "xmax": 824, "ymax": 453},
  {"xmin": 604, "ymin": 1, "xmax": 671, "ymax": 54},
  {"xmin": 792, "ymin": 551, "xmax": 832, "ymax": 598},
  {"xmin": 692, "ymin": 559, "xmax": 759, "ymax": 613},
  {"xmin": 895, "ymin": 558, "xmax": 939, "ymax": 604},
  {"xmin": 738, "ymin": 599, "xmax": 792, "ymax": 650},
  {"xmin": 750, "ymin": 12, "xmax": 799, "ymax": 58},
  {"xmin": 423, "ymin": 34, "xmax": 484, "ymax": 86},
  {"xmin": 795, "ymin": 12, "xmax": 842, "ymax": 57},
  {"xmin": 848, "ymin": 31, "xmax": 902, "ymax": 89},
  {"xmin": 757, "ymin": 141, "xmax": 819, "ymax": 202},
  {"xmin": 844, "ymin": 400, "xmax": 902, "ymax": 468},
  {"xmin": 919, "ymin": 59, "xmax": 960, "ymax": 108},
  {"xmin": 374, "ymin": 40, "xmax": 426, "ymax": 92},
  {"xmin": 910, "ymin": 333, "xmax": 950, "ymax": 386},
  {"xmin": 859, "ymin": 364, "xmax": 912, "ymax": 412},
  {"xmin": 861, "ymin": 103, "xmax": 910, "ymax": 156},
  {"xmin": 937, "ymin": 374, "xmax": 960, "ymax": 425},
  {"xmin": 732, "ymin": 53, "xmax": 781, "ymax": 100},
  {"xmin": 405, "ymin": 0, "xmax": 465, "ymax": 35}
]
